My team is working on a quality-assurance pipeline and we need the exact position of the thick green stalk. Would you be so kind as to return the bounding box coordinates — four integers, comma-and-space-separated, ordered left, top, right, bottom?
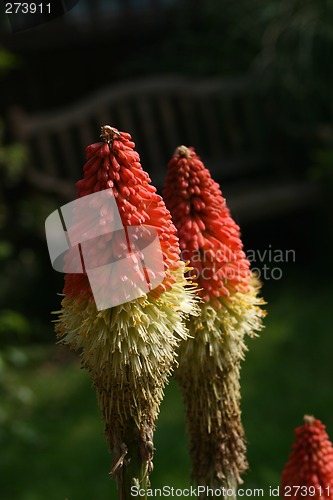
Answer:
109, 420, 153, 500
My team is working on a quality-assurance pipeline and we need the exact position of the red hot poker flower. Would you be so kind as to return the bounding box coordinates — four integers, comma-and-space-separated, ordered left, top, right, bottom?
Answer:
282, 416, 333, 499
163, 145, 265, 489
55, 127, 198, 495
163, 145, 251, 304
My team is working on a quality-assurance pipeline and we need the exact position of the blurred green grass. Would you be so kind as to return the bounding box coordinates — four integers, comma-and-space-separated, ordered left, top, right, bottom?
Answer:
1, 265, 332, 500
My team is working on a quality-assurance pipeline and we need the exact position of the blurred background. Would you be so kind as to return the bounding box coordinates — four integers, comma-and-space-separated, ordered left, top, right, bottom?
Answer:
1, 1, 333, 498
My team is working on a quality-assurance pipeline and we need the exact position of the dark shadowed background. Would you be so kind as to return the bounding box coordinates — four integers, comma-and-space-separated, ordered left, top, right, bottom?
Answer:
1, 1, 333, 499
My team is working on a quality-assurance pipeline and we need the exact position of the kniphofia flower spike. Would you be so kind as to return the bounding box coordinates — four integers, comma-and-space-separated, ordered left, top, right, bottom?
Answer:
55, 127, 198, 497
163, 145, 266, 494
282, 415, 333, 499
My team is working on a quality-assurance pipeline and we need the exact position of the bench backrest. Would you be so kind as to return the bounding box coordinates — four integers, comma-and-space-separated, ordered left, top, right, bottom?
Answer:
10, 75, 272, 199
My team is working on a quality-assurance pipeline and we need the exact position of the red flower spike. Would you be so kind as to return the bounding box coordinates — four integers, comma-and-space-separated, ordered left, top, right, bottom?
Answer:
282, 416, 333, 499
64, 126, 180, 300
55, 128, 200, 496
163, 145, 251, 303
163, 145, 265, 488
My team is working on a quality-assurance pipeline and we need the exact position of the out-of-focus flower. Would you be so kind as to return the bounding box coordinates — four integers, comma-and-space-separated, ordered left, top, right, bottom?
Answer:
163, 145, 266, 491
282, 415, 333, 499
55, 127, 198, 492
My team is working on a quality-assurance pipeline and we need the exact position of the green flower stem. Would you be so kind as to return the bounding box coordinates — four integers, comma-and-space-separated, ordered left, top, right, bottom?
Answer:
110, 420, 152, 500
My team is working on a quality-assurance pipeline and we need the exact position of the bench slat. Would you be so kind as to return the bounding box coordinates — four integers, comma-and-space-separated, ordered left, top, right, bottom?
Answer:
156, 96, 179, 156
37, 134, 58, 176
198, 96, 224, 160
136, 97, 164, 171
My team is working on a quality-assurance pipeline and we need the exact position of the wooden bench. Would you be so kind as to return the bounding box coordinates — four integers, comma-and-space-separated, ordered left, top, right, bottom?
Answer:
9, 75, 320, 222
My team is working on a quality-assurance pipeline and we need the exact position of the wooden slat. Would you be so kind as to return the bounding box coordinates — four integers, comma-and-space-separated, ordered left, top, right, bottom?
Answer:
58, 129, 80, 180
156, 95, 179, 155
242, 95, 263, 152
226, 181, 321, 222
77, 120, 94, 151
136, 97, 164, 171
116, 101, 138, 141
198, 96, 224, 160
206, 155, 267, 179
37, 134, 58, 176
179, 96, 201, 149
220, 97, 242, 153
27, 169, 76, 199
